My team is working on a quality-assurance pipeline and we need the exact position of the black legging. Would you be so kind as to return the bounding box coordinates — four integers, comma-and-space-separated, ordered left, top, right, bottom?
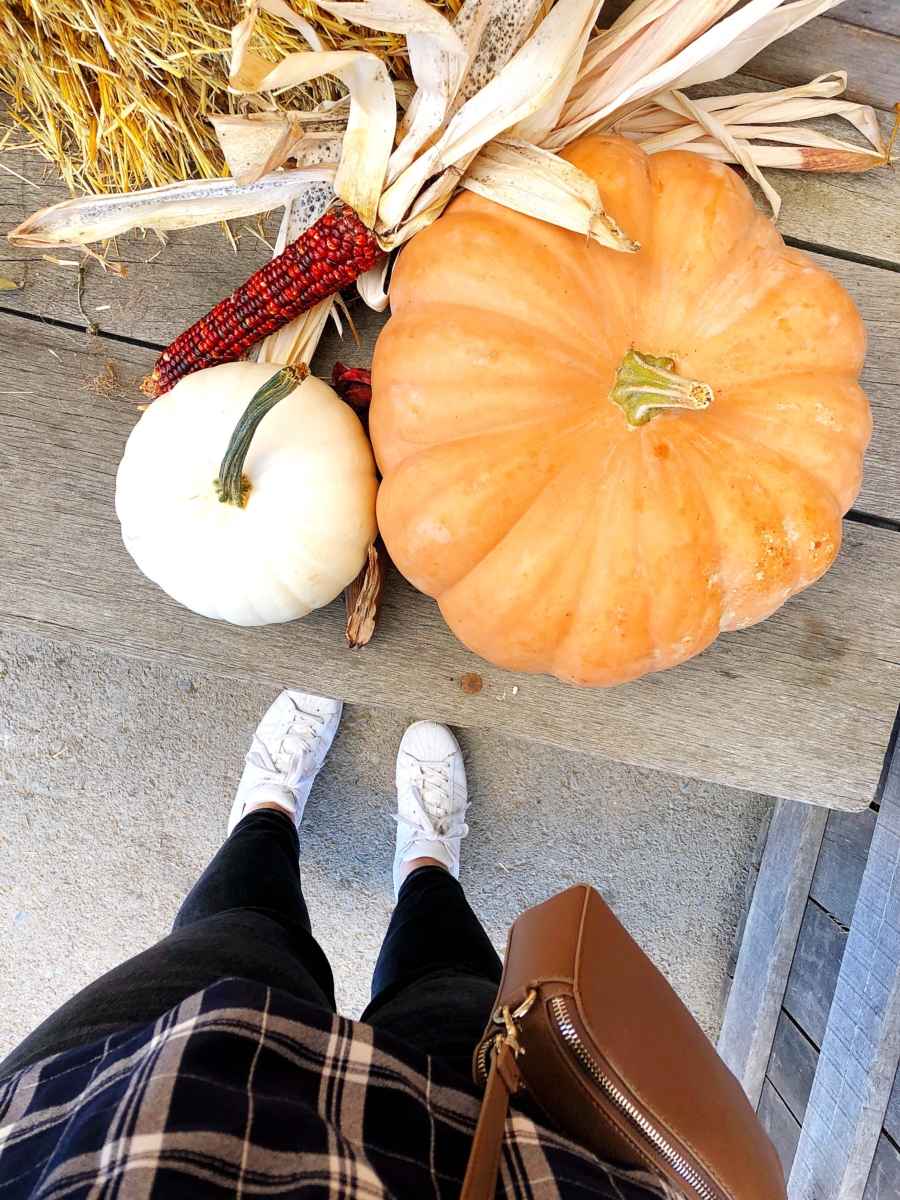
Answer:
0, 809, 503, 1080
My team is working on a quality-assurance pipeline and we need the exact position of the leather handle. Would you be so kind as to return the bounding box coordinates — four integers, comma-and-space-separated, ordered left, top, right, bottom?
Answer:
460, 1040, 520, 1200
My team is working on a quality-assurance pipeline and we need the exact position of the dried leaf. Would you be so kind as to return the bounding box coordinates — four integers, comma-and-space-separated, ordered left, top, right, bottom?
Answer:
345, 537, 387, 648
0, 279, 23, 290
9, 170, 336, 247
378, 0, 605, 230
548, 0, 843, 149
210, 112, 308, 187
667, 0, 847, 91
568, 0, 737, 129
616, 74, 887, 185
230, 3, 395, 228
357, 255, 392, 310
316, 0, 467, 185
671, 88, 783, 217
462, 138, 637, 250
450, 0, 545, 113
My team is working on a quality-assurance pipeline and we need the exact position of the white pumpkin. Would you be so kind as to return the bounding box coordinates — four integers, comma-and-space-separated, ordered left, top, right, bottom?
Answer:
116, 361, 378, 625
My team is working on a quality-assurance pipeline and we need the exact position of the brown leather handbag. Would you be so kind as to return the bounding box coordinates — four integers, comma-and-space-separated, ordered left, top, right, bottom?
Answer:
461, 885, 786, 1200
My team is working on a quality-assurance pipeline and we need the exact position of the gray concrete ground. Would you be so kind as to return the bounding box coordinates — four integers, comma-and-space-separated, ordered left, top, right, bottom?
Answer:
0, 626, 772, 1058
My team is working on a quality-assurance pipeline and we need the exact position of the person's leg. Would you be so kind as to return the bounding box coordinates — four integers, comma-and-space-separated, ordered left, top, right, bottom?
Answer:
364, 866, 502, 1078
0, 690, 342, 1078
363, 722, 502, 1079
173, 806, 313, 932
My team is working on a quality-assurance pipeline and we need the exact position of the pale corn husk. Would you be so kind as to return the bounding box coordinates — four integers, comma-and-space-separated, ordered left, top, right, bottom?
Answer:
461, 138, 637, 250
547, 0, 848, 148
614, 72, 887, 195
228, 4, 396, 229
7, 168, 337, 246
356, 256, 392, 311
255, 294, 338, 363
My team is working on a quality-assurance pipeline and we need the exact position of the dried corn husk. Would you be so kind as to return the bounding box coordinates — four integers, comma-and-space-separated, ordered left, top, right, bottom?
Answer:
462, 138, 637, 250
229, 3, 396, 228
344, 536, 388, 648
8, 168, 336, 247
614, 72, 888, 193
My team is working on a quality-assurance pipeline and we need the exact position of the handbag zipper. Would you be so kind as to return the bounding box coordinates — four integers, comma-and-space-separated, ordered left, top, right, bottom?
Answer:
549, 995, 722, 1200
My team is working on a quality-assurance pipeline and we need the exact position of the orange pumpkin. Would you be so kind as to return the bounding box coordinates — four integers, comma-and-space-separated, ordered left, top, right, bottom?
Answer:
370, 136, 871, 687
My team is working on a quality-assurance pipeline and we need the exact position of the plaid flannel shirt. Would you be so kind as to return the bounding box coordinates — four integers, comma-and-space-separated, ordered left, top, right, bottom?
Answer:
0, 978, 682, 1199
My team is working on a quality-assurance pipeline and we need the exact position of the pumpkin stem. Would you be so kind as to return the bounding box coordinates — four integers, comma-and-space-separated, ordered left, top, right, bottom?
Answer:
611, 351, 713, 427
214, 364, 309, 507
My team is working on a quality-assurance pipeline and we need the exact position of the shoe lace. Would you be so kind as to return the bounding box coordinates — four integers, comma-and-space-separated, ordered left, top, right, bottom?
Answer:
394, 761, 469, 845
244, 709, 326, 798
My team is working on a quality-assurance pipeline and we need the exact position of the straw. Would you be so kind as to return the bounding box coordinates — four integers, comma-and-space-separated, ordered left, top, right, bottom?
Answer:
0, 0, 458, 194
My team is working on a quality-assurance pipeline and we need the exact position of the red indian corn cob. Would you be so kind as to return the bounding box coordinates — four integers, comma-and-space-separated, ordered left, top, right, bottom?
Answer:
142, 204, 384, 398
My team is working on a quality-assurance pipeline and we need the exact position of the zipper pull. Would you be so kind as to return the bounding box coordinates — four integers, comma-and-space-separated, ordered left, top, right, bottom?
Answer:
494, 1035, 521, 1094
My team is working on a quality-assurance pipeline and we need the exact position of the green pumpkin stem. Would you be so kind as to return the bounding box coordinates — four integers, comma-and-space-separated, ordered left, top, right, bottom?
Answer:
214, 364, 309, 507
611, 351, 713, 427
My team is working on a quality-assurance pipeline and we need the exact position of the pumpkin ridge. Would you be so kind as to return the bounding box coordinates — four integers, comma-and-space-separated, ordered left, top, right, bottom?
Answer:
635, 431, 720, 671
674, 425, 841, 630
438, 428, 628, 637
380, 297, 609, 363
378, 403, 617, 465
697, 382, 868, 513
380, 417, 615, 596
694, 409, 854, 515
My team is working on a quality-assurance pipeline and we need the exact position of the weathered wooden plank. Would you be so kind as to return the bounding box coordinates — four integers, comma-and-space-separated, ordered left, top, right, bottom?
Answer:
827, 1, 900, 37
724, 807, 774, 984
1, 311, 899, 810
745, 18, 900, 112
758, 1079, 801, 1182
862, 1135, 900, 1200
783, 900, 849, 1047
794, 255, 898, 523
882, 1063, 900, 1146
811, 808, 878, 929
718, 800, 827, 1106
788, 755, 900, 1200
768, 1011, 821, 1124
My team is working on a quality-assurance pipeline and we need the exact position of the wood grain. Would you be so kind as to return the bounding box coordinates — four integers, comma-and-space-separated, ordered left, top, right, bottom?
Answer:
862, 1135, 900, 1200
826, 1, 900, 38
1, 311, 899, 809
768, 1011, 821, 1126
788, 756, 900, 1199
784, 900, 849, 1047
758, 1078, 802, 1183
745, 18, 900, 112
811, 808, 878, 929
718, 800, 826, 1107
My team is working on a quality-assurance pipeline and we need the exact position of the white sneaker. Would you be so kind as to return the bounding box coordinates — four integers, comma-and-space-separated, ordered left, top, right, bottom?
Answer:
227, 690, 342, 835
393, 721, 469, 897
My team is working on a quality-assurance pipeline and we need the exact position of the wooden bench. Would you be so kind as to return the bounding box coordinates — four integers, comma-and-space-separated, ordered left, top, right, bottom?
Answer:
0, 5, 898, 812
